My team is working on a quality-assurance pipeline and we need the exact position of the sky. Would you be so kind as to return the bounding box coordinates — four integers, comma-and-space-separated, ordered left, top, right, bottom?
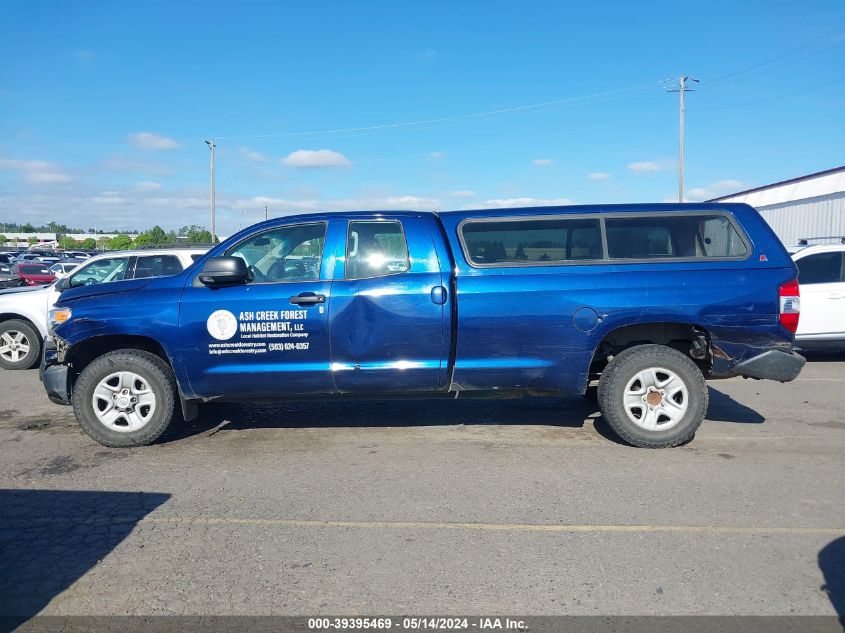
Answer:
1, 0, 844, 237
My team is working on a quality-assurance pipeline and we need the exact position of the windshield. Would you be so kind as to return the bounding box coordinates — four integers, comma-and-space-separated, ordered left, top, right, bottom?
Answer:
21, 264, 51, 275
68, 257, 128, 288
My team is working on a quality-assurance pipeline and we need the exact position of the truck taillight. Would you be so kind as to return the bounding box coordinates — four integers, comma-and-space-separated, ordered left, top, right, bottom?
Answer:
779, 279, 800, 333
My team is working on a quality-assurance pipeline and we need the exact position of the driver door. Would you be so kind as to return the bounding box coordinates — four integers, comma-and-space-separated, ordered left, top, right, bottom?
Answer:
178, 221, 335, 399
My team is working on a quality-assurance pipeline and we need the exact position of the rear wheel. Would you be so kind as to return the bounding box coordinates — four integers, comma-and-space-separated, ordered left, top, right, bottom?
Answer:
597, 344, 707, 448
0, 320, 41, 370
72, 349, 176, 447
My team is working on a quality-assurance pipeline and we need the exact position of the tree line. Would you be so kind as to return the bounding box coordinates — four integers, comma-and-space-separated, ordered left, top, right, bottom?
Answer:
0, 225, 215, 251
1, 221, 137, 234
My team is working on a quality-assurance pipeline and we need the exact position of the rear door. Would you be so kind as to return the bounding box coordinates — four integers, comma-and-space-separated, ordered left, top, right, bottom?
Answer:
178, 221, 335, 399
795, 250, 845, 340
328, 215, 450, 394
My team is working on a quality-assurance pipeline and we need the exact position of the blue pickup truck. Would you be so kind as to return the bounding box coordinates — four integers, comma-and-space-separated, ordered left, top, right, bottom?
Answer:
42, 203, 805, 448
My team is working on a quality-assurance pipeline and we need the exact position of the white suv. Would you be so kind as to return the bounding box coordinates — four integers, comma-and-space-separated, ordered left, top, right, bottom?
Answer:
792, 243, 845, 350
0, 248, 206, 370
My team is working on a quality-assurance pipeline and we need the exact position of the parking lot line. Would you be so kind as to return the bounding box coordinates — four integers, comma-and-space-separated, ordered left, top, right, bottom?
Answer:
141, 516, 845, 535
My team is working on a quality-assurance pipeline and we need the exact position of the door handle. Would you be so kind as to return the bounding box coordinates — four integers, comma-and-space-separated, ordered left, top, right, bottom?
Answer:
290, 292, 325, 306
431, 286, 448, 305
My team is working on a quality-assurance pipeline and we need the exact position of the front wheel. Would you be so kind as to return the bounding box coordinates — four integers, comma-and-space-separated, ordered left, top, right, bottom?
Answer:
597, 344, 708, 448
72, 349, 176, 447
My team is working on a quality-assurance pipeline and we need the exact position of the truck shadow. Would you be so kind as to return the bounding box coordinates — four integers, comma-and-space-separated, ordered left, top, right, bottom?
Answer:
163, 385, 764, 444
705, 387, 765, 424
819, 536, 845, 624
0, 489, 169, 628
171, 396, 594, 437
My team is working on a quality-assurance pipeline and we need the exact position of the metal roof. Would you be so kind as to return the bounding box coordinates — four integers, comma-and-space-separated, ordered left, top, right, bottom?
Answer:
708, 165, 845, 207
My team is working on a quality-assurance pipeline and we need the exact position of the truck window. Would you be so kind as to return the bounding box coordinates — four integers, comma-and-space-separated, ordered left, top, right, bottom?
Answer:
228, 223, 326, 283
68, 257, 129, 288
460, 218, 602, 266
345, 221, 410, 279
796, 252, 844, 285
132, 255, 183, 279
605, 214, 748, 259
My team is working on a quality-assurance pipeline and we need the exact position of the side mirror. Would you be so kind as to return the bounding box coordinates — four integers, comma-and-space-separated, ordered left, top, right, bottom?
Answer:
56, 277, 69, 291
198, 256, 249, 287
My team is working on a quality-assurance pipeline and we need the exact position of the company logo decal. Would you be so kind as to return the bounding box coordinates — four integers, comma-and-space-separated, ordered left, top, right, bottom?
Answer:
207, 309, 238, 341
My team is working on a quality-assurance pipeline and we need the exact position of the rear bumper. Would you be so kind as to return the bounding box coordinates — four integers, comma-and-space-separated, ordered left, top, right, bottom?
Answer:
733, 350, 806, 382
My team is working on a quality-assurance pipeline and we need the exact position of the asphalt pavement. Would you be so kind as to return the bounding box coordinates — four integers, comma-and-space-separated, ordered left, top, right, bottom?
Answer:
0, 356, 843, 620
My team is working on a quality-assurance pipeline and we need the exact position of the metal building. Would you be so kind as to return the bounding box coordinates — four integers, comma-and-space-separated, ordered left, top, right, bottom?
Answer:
709, 165, 845, 248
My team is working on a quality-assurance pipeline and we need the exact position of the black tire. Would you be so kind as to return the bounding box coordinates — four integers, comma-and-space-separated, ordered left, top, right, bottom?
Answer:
0, 319, 42, 370
597, 344, 708, 448
72, 349, 176, 448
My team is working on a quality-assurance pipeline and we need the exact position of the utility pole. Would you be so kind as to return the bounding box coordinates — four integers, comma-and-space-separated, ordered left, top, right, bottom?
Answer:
264, 205, 268, 221
667, 75, 698, 202
205, 139, 217, 243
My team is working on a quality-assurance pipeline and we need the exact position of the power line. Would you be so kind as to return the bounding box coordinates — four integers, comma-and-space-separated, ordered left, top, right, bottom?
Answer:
691, 76, 845, 111
703, 23, 845, 86
213, 80, 662, 141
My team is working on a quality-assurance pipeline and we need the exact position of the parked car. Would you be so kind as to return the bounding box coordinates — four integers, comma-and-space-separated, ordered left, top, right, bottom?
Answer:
0, 253, 14, 276
42, 204, 804, 449
13, 253, 42, 264
0, 248, 207, 370
791, 243, 845, 350
49, 262, 81, 278
11, 262, 56, 285
0, 274, 25, 289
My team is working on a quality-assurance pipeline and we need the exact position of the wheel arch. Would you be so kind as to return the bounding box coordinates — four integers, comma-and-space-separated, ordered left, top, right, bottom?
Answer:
587, 319, 712, 378
64, 334, 197, 421
0, 312, 45, 341
66, 334, 172, 372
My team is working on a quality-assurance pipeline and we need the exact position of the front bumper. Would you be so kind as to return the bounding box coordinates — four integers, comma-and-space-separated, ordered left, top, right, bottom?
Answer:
734, 350, 806, 382
39, 337, 72, 405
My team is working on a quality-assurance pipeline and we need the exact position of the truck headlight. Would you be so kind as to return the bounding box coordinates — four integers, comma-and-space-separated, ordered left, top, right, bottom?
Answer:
48, 307, 72, 327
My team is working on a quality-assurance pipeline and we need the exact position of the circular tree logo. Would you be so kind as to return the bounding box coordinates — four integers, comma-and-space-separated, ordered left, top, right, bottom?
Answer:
207, 309, 238, 341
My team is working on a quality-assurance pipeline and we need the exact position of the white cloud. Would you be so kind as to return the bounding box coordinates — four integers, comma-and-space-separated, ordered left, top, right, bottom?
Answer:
281, 149, 350, 168
0, 184, 217, 233
0, 156, 72, 184
235, 193, 441, 213
449, 190, 476, 198
0, 157, 51, 171
429, 151, 447, 159
134, 180, 162, 191
380, 195, 439, 208
239, 147, 266, 162
128, 132, 181, 150
587, 172, 612, 181
90, 191, 129, 205
532, 158, 553, 166
102, 155, 173, 175
628, 161, 662, 172
684, 179, 744, 202
26, 172, 72, 184
473, 197, 573, 209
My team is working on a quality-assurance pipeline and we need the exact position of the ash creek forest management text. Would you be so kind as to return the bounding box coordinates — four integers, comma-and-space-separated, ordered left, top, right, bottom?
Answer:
238, 309, 309, 333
